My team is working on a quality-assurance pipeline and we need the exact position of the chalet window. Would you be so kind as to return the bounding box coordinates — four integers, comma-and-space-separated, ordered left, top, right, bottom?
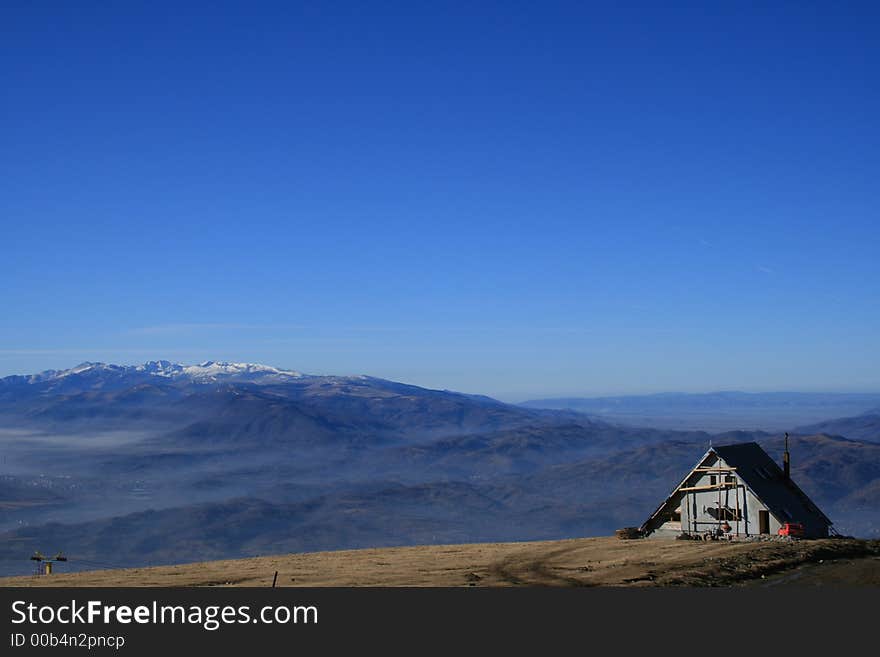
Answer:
724, 474, 735, 484
707, 506, 742, 521
709, 475, 717, 485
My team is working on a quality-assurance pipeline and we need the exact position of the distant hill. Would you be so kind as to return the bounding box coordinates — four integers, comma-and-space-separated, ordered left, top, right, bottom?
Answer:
0, 361, 554, 439
520, 391, 880, 432
796, 413, 880, 443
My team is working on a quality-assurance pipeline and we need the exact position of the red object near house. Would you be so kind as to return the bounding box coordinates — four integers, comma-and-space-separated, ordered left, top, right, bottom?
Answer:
778, 522, 805, 537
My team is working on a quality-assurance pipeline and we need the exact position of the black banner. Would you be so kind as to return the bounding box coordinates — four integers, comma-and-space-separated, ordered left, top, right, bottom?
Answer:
1, 586, 873, 653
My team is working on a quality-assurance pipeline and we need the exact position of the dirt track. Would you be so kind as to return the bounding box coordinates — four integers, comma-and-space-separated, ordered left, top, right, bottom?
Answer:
2, 536, 878, 587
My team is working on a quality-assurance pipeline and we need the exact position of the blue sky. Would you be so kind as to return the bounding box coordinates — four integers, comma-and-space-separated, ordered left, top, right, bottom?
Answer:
2, 2, 879, 400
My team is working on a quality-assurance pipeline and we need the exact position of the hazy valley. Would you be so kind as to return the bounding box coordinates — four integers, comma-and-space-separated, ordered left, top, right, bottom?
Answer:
1, 362, 879, 576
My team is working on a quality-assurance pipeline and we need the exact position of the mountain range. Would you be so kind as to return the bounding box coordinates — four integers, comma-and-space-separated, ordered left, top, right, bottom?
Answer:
1, 361, 878, 576
521, 391, 880, 431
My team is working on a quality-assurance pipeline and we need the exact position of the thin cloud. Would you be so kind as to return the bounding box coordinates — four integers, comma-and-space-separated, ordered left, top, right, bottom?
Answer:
0, 348, 199, 360
129, 323, 607, 337
756, 265, 776, 275
0, 349, 89, 356
127, 323, 308, 335
338, 326, 603, 335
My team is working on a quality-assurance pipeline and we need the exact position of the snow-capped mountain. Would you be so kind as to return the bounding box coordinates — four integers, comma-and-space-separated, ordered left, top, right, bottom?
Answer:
0, 359, 533, 444
145, 360, 305, 383
5, 360, 306, 387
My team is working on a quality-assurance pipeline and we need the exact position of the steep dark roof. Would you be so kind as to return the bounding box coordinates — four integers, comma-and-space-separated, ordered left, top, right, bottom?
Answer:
711, 442, 831, 525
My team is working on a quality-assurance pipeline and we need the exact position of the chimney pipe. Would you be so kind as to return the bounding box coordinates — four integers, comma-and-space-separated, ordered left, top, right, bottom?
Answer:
783, 432, 790, 479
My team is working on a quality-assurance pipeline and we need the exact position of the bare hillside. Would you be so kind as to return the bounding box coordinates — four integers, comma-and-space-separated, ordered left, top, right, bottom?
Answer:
3, 537, 878, 588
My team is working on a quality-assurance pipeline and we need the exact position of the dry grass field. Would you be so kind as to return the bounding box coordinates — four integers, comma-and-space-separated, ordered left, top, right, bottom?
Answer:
2, 536, 878, 588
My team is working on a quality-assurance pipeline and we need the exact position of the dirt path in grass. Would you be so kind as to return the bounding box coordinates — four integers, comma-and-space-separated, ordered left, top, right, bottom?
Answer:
2, 537, 877, 588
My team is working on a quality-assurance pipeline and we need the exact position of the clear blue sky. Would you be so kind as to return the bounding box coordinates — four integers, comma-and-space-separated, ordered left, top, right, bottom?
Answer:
2, 2, 879, 400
